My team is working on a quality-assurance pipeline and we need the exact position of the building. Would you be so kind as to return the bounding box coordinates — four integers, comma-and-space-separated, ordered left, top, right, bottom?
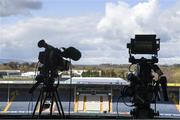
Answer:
0, 77, 179, 116
0, 70, 21, 78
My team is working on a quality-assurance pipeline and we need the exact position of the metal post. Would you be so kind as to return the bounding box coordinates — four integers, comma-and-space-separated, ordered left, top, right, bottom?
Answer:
110, 85, 113, 112
179, 88, 180, 105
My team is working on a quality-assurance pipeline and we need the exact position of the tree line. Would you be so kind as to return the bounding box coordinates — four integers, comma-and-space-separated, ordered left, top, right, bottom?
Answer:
81, 69, 127, 79
0, 62, 180, 83
0, 62, 36, 72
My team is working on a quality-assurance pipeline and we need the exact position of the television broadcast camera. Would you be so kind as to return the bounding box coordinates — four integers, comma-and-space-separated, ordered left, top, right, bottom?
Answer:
29, 40, 81, 94
29, 40, 81, 118
121, 35, 169, 118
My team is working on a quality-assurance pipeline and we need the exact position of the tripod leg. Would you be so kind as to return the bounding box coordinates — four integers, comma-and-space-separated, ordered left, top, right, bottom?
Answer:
39, 91, 48, 116
32, 89, 42, 118
55, 90, 65, 118
50, 92, 54, 116
38, 90, 45, 117
53, 92, 62, 117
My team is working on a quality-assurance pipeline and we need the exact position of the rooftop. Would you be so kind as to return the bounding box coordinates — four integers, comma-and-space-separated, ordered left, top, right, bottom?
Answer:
0, 77, 128, 85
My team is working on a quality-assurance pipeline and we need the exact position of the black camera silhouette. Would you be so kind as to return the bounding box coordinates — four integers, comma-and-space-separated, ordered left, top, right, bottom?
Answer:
29, 40, 81, 94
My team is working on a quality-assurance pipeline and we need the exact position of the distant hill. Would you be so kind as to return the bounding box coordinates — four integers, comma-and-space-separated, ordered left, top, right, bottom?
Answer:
0, 59, 26, 64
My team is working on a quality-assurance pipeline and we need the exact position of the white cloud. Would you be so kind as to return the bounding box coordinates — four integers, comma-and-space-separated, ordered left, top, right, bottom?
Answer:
0, 15, 128, 64
0, 0, 42, 17
0, 0, 180, 64
97, 0, 180, 64
0, 16, 104, 64
97, 0, 159, 39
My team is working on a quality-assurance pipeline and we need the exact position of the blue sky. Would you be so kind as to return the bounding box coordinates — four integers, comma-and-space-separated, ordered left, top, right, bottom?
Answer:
1, 0, 178, 24
0, 0, 180, 64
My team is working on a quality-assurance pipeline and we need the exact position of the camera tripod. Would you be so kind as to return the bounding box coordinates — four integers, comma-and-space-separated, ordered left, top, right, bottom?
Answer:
32, 82, 65, 118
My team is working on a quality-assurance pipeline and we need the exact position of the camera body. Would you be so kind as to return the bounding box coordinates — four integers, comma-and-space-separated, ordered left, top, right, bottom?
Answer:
38, 49, 70, 72
127, 35, 160, 55
127, 35, 160, 64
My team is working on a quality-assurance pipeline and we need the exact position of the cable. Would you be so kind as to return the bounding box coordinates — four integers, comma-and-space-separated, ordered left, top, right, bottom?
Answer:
123, 90, 134, 107
28, 61, 39, 114
120, 86, 134, 107
116, 95, 122, 117
116, 86, 134, 117
68, 59, 72, 116
27, 97, 30, 114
